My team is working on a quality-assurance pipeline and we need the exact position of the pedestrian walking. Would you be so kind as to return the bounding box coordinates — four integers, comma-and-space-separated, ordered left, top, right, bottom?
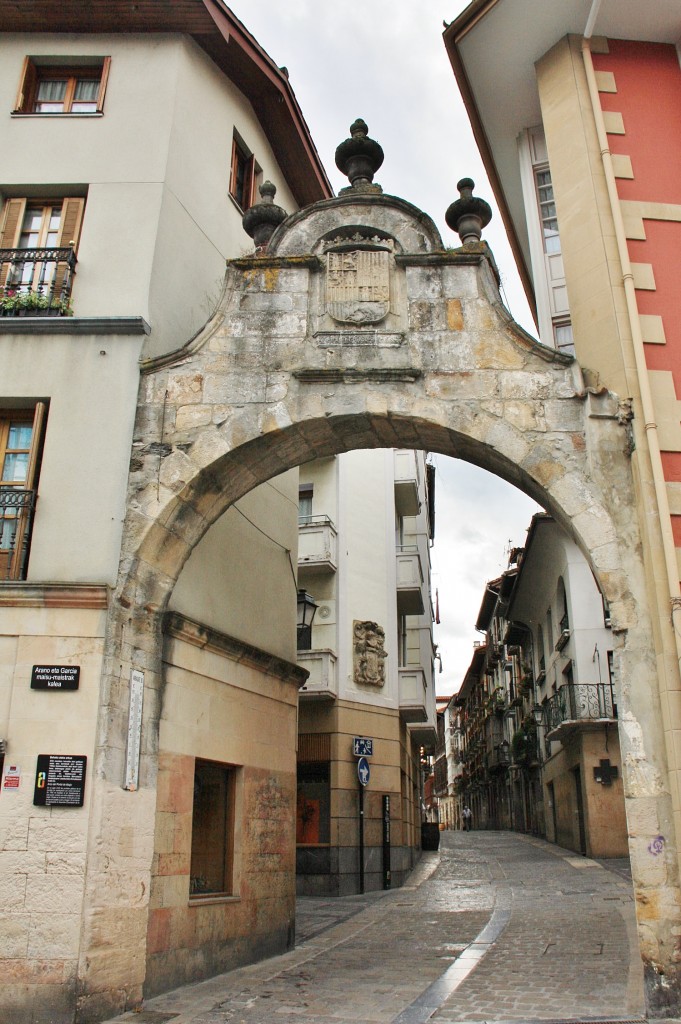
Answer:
462, 804, 472, 831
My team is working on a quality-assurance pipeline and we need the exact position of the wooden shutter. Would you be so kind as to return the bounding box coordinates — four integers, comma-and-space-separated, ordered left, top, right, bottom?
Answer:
52, 197, 85, 303
0, 198, 26, 291
0, 403, 46, 580
229, 137, 240, 200
13, 57, 37, 113
0, 198, 25, 248
96, 57, 111, 113
243, 154, 256, 211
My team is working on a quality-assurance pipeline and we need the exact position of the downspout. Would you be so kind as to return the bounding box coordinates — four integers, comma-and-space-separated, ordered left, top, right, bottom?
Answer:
580, 28, 681, 612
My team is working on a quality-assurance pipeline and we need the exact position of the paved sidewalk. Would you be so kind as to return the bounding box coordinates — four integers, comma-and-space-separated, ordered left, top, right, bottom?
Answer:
107, 832, 650, 1024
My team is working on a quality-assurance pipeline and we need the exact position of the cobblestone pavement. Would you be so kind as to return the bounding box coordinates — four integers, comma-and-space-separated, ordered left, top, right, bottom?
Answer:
108, 831, 651, 1024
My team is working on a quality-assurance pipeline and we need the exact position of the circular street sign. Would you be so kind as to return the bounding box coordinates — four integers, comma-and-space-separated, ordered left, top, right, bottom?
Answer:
357, 756, 370, 787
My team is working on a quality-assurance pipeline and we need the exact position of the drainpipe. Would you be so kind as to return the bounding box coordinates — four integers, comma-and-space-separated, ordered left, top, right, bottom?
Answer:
580, 28, 681, 609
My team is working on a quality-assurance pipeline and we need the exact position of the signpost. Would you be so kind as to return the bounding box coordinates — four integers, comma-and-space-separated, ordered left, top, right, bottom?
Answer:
355, 750, 371, 894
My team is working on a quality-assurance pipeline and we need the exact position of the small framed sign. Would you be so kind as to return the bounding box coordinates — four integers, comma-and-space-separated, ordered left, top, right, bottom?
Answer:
33, 755, 87, 807
353, 736, 373, 757
31, 665, 80, 691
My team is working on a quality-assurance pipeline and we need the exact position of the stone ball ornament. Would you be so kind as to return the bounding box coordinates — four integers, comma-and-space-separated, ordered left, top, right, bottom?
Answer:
445, 177, 493, 245
335, 118, 384, 189
242, 180, 288, 252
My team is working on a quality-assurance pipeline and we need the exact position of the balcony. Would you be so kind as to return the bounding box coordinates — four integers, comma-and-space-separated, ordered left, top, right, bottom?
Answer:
395, 546, 424, 615
545, 682, 616, 742
1, 488, 36, 580
394, 451, 420, 517
0, 248, 76, 317
298, 516, 337, 573
297, 649, 337, 700
399, 666, 428, 723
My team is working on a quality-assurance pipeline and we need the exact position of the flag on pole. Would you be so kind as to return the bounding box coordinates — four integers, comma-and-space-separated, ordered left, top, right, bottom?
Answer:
435, 588, 440, 624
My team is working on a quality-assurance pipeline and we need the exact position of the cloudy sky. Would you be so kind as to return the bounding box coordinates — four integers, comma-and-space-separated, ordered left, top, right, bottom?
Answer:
227, 0, 542, 692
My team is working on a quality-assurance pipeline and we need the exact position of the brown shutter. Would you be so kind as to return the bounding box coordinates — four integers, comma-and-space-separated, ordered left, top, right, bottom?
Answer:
0, 198, 25, 248
13, 57, 37, 113
96, 57, 111, 113
52, 197, 85, 305
298, 734, 331, 763
0, 198, 26, 292
1, 403, 46, 580
229, 137, 240, 199
243, 154, 256, 210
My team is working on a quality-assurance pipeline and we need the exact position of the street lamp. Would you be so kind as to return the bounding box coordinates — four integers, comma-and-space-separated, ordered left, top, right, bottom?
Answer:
296, 589, 318, 650
530, 703, 545, 727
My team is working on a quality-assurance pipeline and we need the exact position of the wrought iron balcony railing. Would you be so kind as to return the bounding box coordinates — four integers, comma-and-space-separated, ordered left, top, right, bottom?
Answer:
1, 488, 36, 580
0, 247, 76, 316
545, 682, 616, 736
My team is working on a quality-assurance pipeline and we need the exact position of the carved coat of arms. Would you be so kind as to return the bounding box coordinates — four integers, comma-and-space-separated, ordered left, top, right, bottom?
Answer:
353, 620, 387, 688
326, 250, 390, 325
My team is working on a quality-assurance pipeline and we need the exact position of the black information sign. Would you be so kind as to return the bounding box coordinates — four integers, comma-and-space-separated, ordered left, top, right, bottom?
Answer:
382, 794, 391, 890
31, 665, 80, 691
33, 755, 87, 807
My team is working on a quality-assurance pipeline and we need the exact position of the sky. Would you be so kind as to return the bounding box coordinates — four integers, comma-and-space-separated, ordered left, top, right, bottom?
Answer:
227, 0, 542, 693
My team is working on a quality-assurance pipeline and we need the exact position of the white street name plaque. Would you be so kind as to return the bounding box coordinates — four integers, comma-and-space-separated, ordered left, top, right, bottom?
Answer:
124, 669, 145, 791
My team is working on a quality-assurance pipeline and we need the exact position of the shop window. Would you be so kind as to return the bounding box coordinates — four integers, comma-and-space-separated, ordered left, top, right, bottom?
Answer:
14, 57, 110, 114
296, 762, 330, 845
0, 404, 46, 580
229, 134, 257, 211
189, 758, 236, 897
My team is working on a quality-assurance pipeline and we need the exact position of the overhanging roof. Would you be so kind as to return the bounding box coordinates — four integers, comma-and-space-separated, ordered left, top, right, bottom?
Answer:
0, 0, 332, 208
443, 0, 681, 319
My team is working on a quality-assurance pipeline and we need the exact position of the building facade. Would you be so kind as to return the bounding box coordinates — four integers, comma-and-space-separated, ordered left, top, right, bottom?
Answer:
295, 449, 437, 895
445, 3, 681, 1009
450, 514, 627, 859
0, 4, 332, 1021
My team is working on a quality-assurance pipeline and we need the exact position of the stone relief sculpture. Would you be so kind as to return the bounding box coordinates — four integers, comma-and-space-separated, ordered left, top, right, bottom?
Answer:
353, 620, 387, 687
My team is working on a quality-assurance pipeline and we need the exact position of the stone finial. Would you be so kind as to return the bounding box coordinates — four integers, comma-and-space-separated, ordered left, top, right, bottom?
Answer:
335, 118, 384, 190
242, 181, 288, 253
445, 178, 492, 245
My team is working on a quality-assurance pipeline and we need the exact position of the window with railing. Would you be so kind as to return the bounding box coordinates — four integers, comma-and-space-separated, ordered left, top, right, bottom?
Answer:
545, 682, 616, 733
0, 198, 83, 316
0, 405, 46, 580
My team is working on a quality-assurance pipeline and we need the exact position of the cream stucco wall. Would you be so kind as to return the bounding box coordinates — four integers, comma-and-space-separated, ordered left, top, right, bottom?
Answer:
1, 33, 300, 357
169, 472, 300, 664
337, 449, 399, 708
0, 333, 143, 583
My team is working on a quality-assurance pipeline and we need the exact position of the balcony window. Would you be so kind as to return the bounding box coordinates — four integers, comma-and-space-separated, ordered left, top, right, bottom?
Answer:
298, 484, 313, 523
0, 197, 82, 315
0, 405, 46, 580
14, 57, 111, 115
535, 167, 561, 254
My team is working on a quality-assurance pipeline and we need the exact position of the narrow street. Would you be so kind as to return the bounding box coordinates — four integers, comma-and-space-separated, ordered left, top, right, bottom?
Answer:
107, 831, 652, 1024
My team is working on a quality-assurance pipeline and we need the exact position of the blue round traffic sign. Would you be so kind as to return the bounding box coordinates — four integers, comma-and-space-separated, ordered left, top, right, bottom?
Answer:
357, 756, 370, 787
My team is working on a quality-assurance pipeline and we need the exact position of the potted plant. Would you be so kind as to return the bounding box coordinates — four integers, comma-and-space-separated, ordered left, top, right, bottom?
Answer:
0, 288, 73, 317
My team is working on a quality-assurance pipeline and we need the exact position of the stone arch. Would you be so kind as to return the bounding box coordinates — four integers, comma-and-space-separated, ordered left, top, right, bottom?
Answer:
81, 172, 681, 1018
